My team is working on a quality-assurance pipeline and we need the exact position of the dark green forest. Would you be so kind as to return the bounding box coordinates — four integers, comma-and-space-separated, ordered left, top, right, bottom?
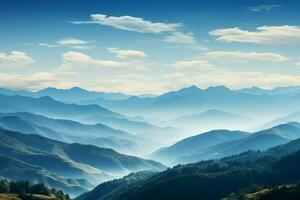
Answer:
0, 179, 70, 200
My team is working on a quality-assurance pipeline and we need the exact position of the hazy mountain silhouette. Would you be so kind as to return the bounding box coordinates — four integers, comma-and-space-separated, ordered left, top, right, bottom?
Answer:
152, 129, 248, 164
79, 85, 300, 121
0, 94, 123, 120
0, 87, 131, 102
164, 109, 258, 133
257, 111, 300, 130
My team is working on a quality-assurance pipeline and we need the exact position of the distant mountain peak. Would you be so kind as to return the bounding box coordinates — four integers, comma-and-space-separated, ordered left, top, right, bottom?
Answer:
69, 86, 88, 92
206, 85, 231, 92
178, 85, 201, 93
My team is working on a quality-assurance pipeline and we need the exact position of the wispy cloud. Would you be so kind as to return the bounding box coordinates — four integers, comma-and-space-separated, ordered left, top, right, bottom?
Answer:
72, 14, 181, 33
248, 4, 280, 12
168, 60, 214, 71
57, 38, 89, 45
107, 47, 147, 59
0, 51, 35, 68
70, 45, 92, 50
164, 32, 196, 44
71, 14, 198, 45
39, 38, 92, 49
205, 51, 289, 62
39, 43, 60, 48
209, 25, 300, 44
62, 51, 148, 70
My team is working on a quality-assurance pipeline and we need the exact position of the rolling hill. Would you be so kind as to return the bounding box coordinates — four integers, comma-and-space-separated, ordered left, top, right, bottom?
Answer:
175, 122, 300, 164
0, 154, 88, 197
0, 112, 145, 155
153, 122, 300, 165
0, 127, 166, 197
152, 129, 248, 164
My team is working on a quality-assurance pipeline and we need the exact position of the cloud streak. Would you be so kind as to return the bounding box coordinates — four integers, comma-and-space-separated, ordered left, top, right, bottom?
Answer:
108, 48, 147, 59
71, 13, 197, 45
72, 14, 181, 33
168, 60, 214, 71
164, 32, 196, 44
210, 25, 300, 44
57, 38, 90, 45
205, 51, 289, 62
248, 4, 280, 12
62, 51, 148, 70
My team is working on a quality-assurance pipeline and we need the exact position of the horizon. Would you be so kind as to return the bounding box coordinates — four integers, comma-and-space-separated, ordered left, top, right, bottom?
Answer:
2, 84, 300, 95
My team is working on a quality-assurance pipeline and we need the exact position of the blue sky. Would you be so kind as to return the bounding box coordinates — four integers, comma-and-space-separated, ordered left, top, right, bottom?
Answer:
1, 0, 300, 94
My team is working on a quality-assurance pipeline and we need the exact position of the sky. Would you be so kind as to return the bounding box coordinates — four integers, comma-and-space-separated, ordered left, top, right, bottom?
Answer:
1, 0, 300, 94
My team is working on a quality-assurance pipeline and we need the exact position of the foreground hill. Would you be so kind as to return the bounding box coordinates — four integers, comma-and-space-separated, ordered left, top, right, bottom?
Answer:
0, 179, 70, 200
0, 128, 166, 197
224, 182, 300, 200
76, 138, 300, 200
0, 154, 87, 197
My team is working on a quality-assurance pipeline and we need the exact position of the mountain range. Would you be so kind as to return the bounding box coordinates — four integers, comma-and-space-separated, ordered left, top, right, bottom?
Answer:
77, 85, 300, 121
0, 87, 131, 102
1, 85, 300, 199
0, 93, 179, 152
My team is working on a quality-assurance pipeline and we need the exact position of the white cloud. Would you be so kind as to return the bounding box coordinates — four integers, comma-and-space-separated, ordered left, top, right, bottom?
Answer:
107, 47, 146, 59
72, 14, 181, 33
0, 51, 35, 68
248, 4, 280, 12
62, 51, 147, 70
70, 45, 92, 50
57, 38, 89, 46
91, 75, 165, 95
192, 71, 300, 89
169, 60, 214, 71
72, 14, 199, 45
209, 25, 300, 44
164, 32, 196, 44
205, 51, 289, 62
39, 39, 91, 49
160, 69, 300, 92
0, 70, 79, 91
39, 43, 60, 48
